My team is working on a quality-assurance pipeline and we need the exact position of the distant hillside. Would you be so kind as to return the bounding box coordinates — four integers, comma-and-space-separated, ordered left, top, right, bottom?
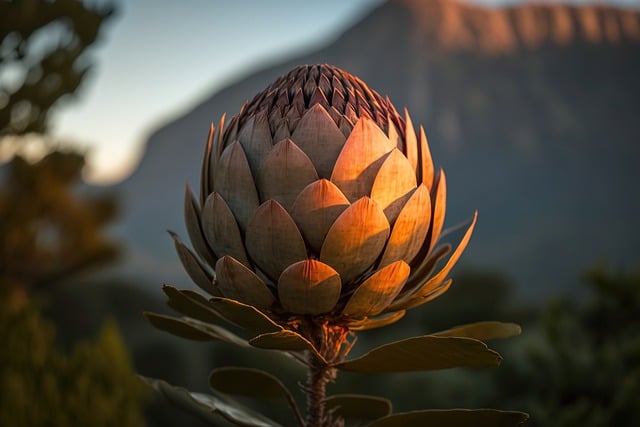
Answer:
112, 0, 640, 300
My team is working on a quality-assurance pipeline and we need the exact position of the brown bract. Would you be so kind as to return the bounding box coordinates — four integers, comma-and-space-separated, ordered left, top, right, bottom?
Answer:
179, 64, 475, 354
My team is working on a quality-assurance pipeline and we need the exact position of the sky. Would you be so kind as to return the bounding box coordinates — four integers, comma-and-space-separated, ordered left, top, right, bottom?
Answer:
35, 0, 640, 184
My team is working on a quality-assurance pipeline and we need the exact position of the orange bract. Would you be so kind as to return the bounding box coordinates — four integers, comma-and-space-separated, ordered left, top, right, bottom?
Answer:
181, 64, 475, 331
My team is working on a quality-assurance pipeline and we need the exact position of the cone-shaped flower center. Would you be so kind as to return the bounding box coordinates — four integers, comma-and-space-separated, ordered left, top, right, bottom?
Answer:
225, 64, 406, 147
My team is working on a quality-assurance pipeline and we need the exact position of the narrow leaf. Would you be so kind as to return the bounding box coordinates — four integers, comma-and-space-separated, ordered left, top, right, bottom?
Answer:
162, 285, 226, 326
336, 335, 502, 373
433, 321, 522, 341
210, 367, 292, 399
208, 297, 282, 336
367, 409, 529, 427
249, 330, 325, 363
325, 394, 392, 426
144, 312, 249, 347
142, 376, 280, 427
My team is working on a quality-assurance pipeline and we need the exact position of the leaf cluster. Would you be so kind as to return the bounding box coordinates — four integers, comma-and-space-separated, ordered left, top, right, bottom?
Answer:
144, 285, 528, 426
494, 268, 640, 427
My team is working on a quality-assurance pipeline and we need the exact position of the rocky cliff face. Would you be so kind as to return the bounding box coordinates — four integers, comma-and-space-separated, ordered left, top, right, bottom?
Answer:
113, 0, 640, 299
401, 0, 640, 53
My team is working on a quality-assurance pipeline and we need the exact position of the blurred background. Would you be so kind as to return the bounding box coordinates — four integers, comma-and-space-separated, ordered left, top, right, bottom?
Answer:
1, 0, 639, 426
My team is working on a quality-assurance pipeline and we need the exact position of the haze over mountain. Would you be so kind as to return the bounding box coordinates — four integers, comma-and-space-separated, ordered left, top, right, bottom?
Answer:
112, 0, 640, 300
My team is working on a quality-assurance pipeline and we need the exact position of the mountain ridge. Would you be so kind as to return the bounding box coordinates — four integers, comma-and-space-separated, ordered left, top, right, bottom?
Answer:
398, 0, 640, 54
112, 0, 640, 300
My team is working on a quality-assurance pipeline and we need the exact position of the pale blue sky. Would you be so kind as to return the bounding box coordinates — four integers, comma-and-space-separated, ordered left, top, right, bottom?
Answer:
43, 0, 639, 184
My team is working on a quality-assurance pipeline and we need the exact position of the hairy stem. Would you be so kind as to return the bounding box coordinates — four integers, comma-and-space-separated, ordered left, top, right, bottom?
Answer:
306, 352, 335, 427
301, 320, 350, 427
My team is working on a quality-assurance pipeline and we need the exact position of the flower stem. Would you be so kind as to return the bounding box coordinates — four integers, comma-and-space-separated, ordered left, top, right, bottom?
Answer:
305, 352, 335, 427
299, 319, 351, 427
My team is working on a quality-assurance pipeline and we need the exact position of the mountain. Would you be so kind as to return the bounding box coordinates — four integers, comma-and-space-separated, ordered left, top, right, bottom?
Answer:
112, 0, 640, 300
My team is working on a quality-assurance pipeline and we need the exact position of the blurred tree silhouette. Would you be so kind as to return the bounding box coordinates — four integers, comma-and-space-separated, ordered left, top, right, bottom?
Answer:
495, 268, 640, 426
0, 0, 114, 136
331, 267, 640, 425
0, 0, 118, 294
0, 293, 148, 427
0, 3, 150, 426
0, 150, 119, 293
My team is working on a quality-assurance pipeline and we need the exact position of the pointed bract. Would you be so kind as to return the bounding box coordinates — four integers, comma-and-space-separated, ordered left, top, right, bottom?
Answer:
379, 184, 432, 268
403, 109, 419, 173
320, 197, 390, 285
184, 184, 216, 266
331, 117, 395, 202
237, 109, 272, 173
256, 139, 318, 210
245, 200, 307, 282
418, 125, 435, 188
216, 256, 275, 310
278, 260, 341, 315
169, 231, 218, 296
202, 192, 250, 267
214, 141, 259, 231
291, 104, 346, 179
429, 169, 447, 251
343, 260, 410, 318
370, 148, 417, 224
290, 179, 350, 254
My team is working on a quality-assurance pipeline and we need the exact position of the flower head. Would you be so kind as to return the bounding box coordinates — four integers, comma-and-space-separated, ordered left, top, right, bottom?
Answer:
178, 64, 475, 347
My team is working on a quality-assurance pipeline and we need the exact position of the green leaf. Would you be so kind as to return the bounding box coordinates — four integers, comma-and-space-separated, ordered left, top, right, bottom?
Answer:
142, 376, 281, 427
209, 297, 283, 336
325, 394, 392, 426
210, 368, 305, 427
249, 330, 326, 363
209, 367, 292, 399
433, 321, 522, 341
144, 312, 249, 347
162, 285, 227, 326
336, 335, 501, 373
367, 409, 529, 427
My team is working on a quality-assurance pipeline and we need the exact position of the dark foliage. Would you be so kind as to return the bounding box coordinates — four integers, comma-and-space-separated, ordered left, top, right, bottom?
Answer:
0, 0, 114, 136
0, 150, 119, 292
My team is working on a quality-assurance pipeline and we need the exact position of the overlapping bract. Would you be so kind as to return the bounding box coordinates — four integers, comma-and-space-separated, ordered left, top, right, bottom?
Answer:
179, 64, 476, 330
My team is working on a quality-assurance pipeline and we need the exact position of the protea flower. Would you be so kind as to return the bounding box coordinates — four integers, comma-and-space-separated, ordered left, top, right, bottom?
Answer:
145, 64, 527, 427
184, 63, 474, 341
